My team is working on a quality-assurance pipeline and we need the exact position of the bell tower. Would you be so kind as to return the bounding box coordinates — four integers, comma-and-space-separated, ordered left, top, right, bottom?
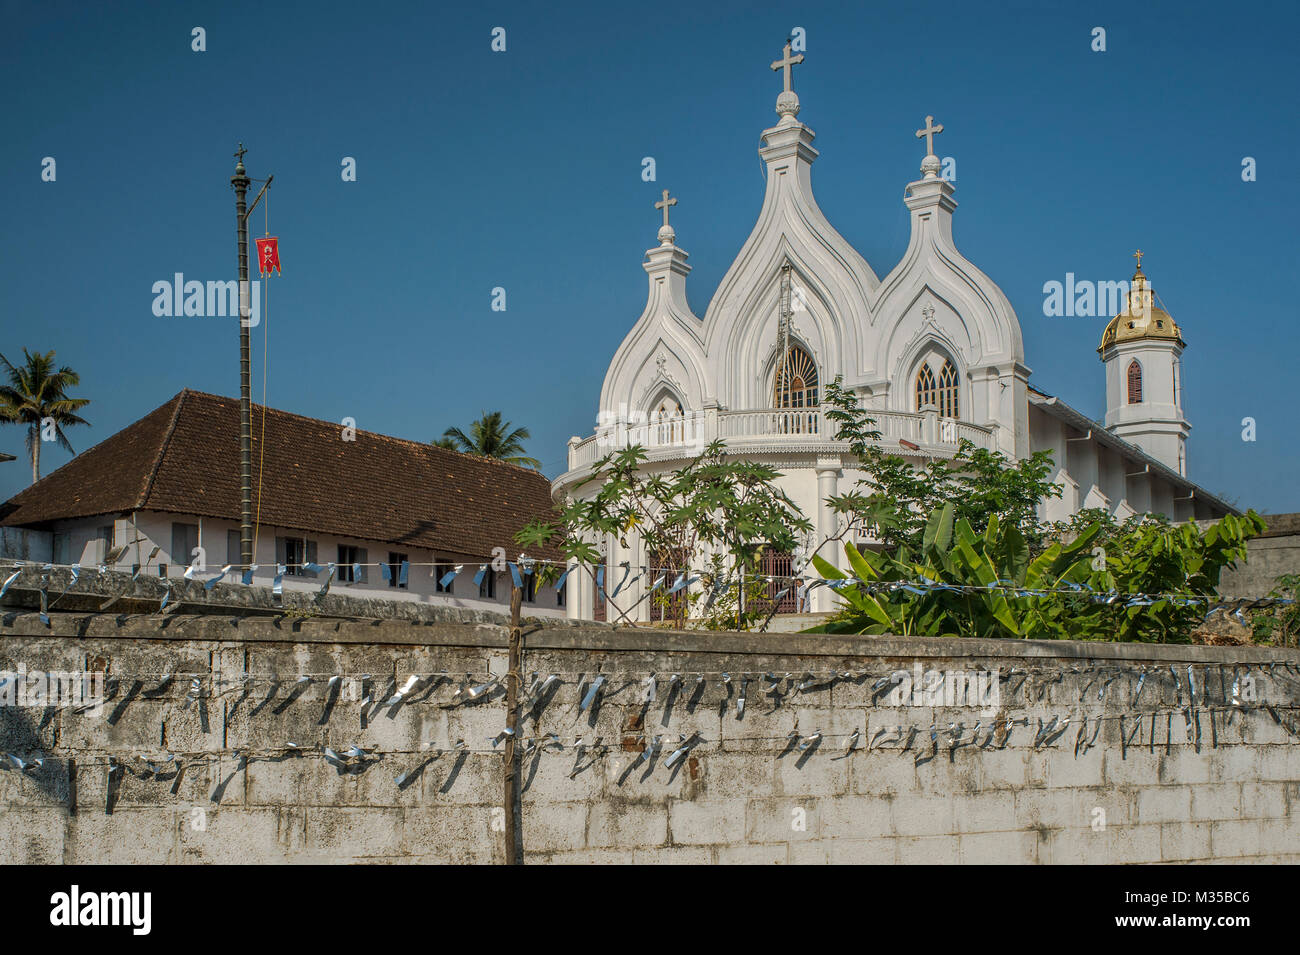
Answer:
1098, 252, 1190, 475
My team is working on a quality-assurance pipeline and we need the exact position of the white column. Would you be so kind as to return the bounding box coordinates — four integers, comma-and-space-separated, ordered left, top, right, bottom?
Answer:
813, 459, 842, 613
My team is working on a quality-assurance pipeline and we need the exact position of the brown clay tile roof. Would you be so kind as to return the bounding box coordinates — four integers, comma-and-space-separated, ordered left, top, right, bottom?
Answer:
0, 390, 561, 561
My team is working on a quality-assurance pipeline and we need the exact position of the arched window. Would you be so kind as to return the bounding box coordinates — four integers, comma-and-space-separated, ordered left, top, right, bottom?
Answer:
1127, 360, 1142, 404
773, 345, 819, 409
915, 358, 960, 418
937, 360, 960, 418
651, 395, 683, 445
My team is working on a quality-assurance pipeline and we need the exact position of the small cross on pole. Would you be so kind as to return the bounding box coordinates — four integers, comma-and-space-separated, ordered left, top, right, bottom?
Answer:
234, 142, 248, 164
655, 189, 677, 228
915, 115, 944, 156
1133, 249, 1144, 271
770, 40, 804, 94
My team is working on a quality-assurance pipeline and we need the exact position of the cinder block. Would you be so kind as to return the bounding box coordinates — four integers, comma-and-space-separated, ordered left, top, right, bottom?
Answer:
587, 800, 668, 849
959, 829, 1038, 864
1209, 819, 1262, 858
953, 790, 1016, 833
774, 747, 849, 796
851, 751, 920, 796
1159, 821, 1212, 862
1108, 824, 1164, 864
1134, 786, 1193, 825
697, 752, 772, 799
64, 807, 178, 864
1014, 787, 1074, 830
890, 794, 953, 837
716, 843, 785, 864
819, 794, 892, 840
668, 798, 746, 845
0, 808, 65, 863
306, 806, 405, 859
895, 834, 958, 864
745, 796, 820, 842
1188, 782, 1241, 822
826, 836, 895, 864
520, 800, 587, 853
632, 846, 713, 865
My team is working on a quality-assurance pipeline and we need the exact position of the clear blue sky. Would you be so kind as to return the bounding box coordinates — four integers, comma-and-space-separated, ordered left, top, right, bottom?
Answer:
3, 0, 1297, 512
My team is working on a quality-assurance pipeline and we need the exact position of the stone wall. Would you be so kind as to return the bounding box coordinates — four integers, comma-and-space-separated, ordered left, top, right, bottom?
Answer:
1219, 512, 1300, 600
2, 600, 1299, 864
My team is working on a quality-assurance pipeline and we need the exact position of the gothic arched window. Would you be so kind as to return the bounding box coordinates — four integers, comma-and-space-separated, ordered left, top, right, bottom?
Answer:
937, 360, 960, 418
915, 358, 960, 418
652, 395, 683, 444
773, 345, 819, 409
1127, 360, 1143, 404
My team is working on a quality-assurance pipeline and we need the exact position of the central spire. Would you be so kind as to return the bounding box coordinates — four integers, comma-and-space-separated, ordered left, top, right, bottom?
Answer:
770, 39, 805, 124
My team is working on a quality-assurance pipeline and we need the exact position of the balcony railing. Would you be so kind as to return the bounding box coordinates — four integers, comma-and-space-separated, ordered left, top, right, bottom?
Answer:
564, 407, 996, 473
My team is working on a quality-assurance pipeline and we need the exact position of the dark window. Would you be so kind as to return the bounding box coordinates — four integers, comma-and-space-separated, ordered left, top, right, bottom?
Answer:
284, 537, 306, 575
1127, 360, 1143, 404
227, 529, 241, 567
388, 552, 408, 589
435, 562, 455, 594
479, 569, 497, 599
171, 523, 198, 570
557, 577, 566, 608
338, 545, 360, 583
522, 571, 537, 603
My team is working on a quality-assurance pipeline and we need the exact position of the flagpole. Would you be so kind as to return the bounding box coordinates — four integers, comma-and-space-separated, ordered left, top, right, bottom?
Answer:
231, 145, 273, 572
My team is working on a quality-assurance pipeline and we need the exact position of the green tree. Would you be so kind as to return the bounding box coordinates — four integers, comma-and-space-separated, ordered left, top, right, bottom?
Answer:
437, 411, 540, 469
0, 348, 91, 483
517, 440, 812, 630
820, 375, 1059, 551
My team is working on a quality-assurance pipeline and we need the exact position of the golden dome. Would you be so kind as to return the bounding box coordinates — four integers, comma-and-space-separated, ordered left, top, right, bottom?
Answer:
1098, 259, 1184, 353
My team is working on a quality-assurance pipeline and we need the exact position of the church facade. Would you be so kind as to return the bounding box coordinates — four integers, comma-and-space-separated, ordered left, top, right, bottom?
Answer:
553, 46, 1235, 622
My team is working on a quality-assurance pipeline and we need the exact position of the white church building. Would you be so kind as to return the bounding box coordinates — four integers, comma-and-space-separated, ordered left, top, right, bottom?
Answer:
553, 45, 1235, 622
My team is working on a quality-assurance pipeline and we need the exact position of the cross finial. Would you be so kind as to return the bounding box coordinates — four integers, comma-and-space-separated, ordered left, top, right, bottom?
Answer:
1133, 249, 1144, 271
654, 189, 677, 228
770, 40, 804, 94
234, 142, 248, 163
915, 115, 944, 156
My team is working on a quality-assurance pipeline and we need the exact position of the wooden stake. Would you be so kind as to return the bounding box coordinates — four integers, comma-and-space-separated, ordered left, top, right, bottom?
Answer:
504, 584, 524, 864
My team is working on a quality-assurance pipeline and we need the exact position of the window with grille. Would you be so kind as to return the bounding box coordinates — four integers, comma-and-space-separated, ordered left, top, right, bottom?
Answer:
915, 358, 960, 418
773, 345, 819, 409
1127, 360, 1143, 404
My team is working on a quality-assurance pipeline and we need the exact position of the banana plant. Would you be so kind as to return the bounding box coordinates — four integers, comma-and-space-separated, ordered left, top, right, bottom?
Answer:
809, 503, 1259, 642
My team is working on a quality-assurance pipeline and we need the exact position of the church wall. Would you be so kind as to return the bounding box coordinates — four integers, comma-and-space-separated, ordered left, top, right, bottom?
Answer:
3, 597, 1297, 865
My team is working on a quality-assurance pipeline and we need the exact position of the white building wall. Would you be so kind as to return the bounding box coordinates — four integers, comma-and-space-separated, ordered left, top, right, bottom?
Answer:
36, 511, 566, 618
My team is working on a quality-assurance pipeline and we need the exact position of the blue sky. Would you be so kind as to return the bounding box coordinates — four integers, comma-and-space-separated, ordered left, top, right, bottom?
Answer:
2, 0, 1297, 512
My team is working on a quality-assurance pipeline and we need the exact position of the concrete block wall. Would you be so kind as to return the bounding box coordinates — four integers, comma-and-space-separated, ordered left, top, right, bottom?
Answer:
2, 603, 1299, 864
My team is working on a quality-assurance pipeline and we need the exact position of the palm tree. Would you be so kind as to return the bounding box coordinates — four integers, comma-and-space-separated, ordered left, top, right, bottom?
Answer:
437, 411, 540, 469
0, 349, 91, 483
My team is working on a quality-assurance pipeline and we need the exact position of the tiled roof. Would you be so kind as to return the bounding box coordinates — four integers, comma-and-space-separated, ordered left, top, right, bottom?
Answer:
0, 390, 560, 560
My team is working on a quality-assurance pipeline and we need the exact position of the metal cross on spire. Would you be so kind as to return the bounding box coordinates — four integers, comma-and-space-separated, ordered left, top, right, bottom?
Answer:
915, 115, 944, 156
1133, 249, 1144, 271
655, 189, 677, 228
234, 142, 248, 164
770, 40, 804, 94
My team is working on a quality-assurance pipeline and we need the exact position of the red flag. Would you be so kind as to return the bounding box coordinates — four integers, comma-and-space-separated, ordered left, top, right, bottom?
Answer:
255, 236, 281, 275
